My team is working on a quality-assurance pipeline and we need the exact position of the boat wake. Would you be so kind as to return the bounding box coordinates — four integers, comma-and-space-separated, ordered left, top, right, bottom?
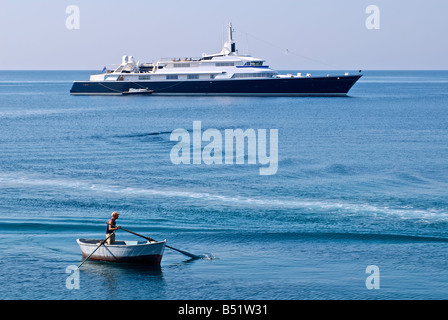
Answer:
1, 172, 447, 223
198, 253, 217, 260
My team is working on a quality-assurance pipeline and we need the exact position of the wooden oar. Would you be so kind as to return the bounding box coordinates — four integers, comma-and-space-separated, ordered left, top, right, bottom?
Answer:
77, 231, 116, 268
113, 224, 201, 260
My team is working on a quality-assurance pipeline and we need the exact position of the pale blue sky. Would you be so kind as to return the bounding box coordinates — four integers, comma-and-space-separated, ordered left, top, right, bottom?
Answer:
0, 0, 447, 70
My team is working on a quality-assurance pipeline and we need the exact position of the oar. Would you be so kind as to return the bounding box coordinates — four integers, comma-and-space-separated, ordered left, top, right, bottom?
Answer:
111, 224, 201, 260
77, 231, 116, 268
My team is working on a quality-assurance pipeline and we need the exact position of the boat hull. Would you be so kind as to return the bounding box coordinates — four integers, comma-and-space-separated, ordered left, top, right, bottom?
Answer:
77, 239, 166, 265
70, 75, 362, 96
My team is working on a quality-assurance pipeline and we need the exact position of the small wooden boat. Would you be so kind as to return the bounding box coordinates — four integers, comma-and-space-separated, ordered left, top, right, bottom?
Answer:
76, 238, 166, 265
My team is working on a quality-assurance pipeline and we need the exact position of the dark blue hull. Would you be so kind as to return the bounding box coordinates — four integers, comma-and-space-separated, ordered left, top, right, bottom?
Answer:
70, 75, 362, 96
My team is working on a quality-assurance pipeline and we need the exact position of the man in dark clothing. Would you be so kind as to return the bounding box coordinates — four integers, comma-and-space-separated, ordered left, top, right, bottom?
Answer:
106, 211, 121, 244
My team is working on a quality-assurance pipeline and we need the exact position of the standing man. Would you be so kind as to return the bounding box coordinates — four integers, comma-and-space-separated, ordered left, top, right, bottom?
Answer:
106, 211, 121, 245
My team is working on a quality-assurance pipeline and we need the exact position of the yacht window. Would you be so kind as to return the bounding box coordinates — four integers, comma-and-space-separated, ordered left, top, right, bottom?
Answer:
188, 74, 199, 79
210, 74, 216, 79
244, 61, 264, 66
215, 62, 234, 67
139, 75, 151, 80
173, 63, 190, 68
232, 73, 273, 78
166, 75, 179, 80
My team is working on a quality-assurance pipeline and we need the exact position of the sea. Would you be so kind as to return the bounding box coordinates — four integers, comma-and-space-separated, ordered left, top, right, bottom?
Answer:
0, 70, 447, 301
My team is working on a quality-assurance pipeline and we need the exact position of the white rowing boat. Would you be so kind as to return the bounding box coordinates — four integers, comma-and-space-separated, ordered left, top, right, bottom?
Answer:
76, 238, 166, 265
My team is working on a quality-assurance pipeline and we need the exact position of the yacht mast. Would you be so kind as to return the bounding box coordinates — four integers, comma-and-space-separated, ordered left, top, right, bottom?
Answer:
228, 22, 236, 53
221, 22, 236, 56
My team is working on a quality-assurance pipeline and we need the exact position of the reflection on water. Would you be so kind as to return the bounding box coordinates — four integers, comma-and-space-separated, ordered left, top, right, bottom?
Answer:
78, 261, 165, 298
80, 260, 163, 277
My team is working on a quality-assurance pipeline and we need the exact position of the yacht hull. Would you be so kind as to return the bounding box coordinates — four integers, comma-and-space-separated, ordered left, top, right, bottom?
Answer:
70, 75, 362, 96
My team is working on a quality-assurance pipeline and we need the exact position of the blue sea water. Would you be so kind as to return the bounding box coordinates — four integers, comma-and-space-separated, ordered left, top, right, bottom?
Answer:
0, 70, 447, 300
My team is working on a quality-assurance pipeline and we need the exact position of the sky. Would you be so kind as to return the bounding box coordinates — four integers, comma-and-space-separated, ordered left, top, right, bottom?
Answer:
0, 0, 447, 70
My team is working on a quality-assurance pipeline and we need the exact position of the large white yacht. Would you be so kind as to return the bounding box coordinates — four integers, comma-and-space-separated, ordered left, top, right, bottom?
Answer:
70, 23, 362, 96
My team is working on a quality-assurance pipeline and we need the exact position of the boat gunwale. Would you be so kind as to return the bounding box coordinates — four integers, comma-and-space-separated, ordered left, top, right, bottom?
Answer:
76, 238, 166, 248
